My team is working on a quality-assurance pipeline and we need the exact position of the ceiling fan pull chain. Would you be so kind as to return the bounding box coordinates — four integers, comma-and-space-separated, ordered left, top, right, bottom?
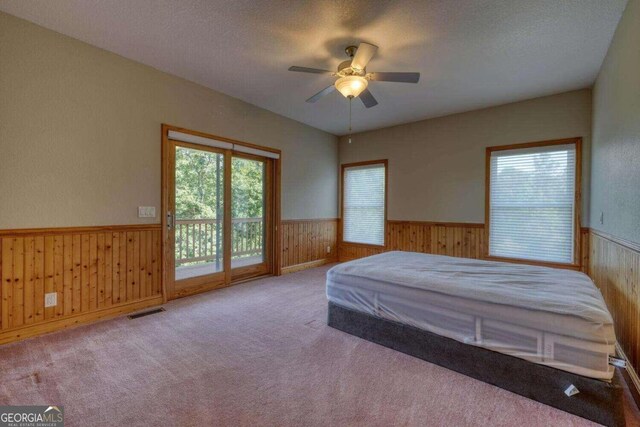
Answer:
348, 97, 353, 144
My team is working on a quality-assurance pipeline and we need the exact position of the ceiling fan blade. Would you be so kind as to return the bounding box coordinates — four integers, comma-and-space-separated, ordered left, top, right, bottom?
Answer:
359, 88, 378, 108
306, 85, 336, 103
289, 66, 333, 75
369, 72, 420, 83
351, 42, 378, 70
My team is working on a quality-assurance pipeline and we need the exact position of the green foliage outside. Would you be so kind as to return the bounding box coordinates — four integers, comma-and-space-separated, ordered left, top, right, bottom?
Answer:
175, 147, 264, 264
175, 148, 225, 220
231, 157, 264, 219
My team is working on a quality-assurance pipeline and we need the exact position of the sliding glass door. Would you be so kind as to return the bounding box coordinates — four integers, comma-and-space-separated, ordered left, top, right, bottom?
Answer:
165, 139, 274, 297
231, 154, 270, 280
173, 145, 225, 281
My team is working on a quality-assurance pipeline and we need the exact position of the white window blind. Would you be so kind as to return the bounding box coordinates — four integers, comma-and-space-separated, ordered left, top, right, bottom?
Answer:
343, 163, 386, 246
489, 143, 576, 263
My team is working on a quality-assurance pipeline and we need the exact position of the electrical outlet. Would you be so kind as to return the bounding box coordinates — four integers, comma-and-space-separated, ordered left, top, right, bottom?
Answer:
138, 206, 156, 218
45, 292, 57, 307
326, 245, 331, 254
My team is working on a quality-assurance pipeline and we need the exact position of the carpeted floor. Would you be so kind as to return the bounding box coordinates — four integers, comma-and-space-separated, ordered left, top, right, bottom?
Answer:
1, 264, 639, 426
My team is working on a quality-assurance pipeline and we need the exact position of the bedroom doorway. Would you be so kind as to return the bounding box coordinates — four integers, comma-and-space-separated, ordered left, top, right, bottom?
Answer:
162, 125, 280, 299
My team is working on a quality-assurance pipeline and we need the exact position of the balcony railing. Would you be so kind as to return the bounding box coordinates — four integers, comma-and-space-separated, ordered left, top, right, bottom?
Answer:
175, 218, 263, 266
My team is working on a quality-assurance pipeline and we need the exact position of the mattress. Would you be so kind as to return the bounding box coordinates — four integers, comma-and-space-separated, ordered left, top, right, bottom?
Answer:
326, 251, 616, 380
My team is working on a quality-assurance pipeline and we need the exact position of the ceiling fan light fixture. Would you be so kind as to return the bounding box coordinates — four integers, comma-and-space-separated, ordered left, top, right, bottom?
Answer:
290, 42, 419, 108
335, 76, 368, 99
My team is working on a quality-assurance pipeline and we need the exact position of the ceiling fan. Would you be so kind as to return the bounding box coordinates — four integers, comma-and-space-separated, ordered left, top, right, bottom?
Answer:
288, 42, 420, 108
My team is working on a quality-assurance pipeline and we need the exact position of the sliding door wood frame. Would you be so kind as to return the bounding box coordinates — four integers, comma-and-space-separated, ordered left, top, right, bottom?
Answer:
161, 124, 281, 301
165, 140, 228, 298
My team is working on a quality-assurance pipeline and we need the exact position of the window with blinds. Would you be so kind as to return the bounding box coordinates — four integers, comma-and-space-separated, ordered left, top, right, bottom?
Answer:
343, 162, 386, 246
488, 143, 577, 264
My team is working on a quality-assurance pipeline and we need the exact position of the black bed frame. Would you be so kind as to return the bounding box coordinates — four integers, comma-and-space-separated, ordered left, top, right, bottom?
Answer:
327, 302, 625, 427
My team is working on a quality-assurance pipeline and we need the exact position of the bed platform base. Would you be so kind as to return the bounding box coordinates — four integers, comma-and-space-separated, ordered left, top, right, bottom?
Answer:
327, 302, 625, 427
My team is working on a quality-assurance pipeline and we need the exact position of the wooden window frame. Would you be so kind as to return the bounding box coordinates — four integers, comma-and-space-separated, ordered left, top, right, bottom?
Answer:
340, 159, 388, 249
484, 137, 582, 269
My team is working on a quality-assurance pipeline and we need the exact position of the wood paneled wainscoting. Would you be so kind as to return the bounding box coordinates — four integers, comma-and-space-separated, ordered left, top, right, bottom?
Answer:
0, 218, 337, 344
281, 219, 338, 274
340, 221, 591, 274
0, 219, 592, 345
589, 229, 640, 391
340, 221, 486, 262
0, 225, 163, 344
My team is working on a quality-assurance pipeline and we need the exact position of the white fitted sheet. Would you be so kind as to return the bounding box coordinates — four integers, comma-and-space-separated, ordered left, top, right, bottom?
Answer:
326, 252, 616, 380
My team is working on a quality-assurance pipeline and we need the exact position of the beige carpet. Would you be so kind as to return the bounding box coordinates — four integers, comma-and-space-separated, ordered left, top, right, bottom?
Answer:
0, 264, 638, 426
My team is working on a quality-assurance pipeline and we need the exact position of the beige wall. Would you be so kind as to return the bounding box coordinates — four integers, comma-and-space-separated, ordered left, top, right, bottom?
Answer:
591, 0, 640, 244
339, 89, 592, 224
0, 12, 338, 229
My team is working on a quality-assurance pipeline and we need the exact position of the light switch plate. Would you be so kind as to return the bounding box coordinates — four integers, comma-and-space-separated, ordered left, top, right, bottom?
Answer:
45, 292, 57, 307
138, 206, 156, 218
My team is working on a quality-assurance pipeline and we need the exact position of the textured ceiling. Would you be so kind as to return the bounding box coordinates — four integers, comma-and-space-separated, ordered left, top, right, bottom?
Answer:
0, 0, 627, 135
